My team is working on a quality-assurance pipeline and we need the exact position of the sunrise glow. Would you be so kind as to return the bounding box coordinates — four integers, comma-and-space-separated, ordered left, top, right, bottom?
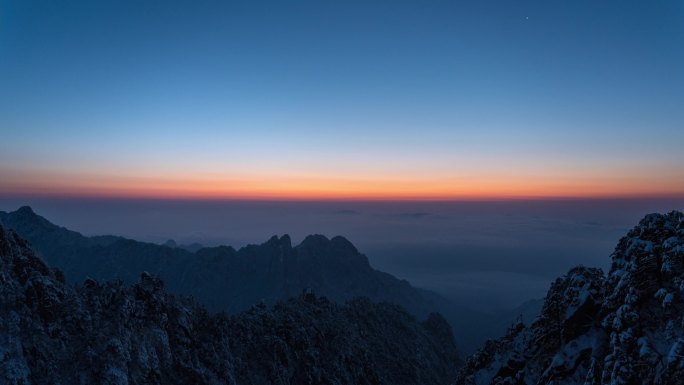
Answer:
2, 167, 683, 200
1, 1, 683, 201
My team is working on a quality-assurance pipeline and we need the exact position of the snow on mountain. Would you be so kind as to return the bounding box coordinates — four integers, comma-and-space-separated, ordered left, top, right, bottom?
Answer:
456, 211, 684, 385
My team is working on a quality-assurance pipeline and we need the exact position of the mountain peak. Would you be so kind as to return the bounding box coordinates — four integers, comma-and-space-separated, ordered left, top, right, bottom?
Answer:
265, 234, 292, 249
7, 206, 59, 231
330, 235, 359, 253
279, 234, 292, 248
15, 205, 37, 216
297, 234, 359, 254
299, 234, 330, 247
457, 211, 684, 385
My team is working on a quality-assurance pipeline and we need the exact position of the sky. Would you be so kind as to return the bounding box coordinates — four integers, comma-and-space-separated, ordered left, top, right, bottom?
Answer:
1, 0, 683, 199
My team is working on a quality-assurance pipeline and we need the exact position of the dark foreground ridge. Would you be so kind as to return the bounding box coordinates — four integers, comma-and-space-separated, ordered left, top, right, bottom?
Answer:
0, 206, 495, 353
0, 224, 458, 385
456, 211, 684, 385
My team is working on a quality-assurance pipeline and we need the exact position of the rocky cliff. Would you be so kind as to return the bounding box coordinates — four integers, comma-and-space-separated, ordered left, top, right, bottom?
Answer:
456, 211, 684, 385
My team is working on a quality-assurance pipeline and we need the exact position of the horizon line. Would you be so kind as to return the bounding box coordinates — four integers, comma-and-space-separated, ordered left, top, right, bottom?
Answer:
2, 192, 684, 203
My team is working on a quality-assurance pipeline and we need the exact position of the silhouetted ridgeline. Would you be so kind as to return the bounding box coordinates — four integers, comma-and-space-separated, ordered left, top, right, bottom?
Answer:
0, 206, 495, 353
456, 211, 684, 385
2, 206, 683, 384
0, 224, 458, 384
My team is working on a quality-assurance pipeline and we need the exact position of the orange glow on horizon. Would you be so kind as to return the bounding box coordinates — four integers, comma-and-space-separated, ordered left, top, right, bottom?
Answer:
2, 168, 683, 201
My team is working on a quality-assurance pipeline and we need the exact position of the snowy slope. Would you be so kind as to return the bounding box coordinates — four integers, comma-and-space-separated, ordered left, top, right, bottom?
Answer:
457, 211, 684, 385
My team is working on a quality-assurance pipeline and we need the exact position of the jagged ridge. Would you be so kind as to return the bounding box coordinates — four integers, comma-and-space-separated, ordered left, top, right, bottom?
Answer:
0, 206, 493, 353
0, 224, 459, 385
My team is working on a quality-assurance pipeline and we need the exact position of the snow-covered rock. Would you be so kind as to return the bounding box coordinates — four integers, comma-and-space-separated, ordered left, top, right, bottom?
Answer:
457, 211, 684, 385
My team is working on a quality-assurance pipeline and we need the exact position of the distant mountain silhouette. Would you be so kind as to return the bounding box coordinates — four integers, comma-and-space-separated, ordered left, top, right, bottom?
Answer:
0, 206, 499, 353
0, 224, 459, 384
162, 239, 204, 253
456, 211, 684, 384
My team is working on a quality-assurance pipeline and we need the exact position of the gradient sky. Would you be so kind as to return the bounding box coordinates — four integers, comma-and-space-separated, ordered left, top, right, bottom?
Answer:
1, 0, 683, 199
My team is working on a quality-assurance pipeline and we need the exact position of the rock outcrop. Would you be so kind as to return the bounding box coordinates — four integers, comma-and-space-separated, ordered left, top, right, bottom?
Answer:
456, 211, 684, 385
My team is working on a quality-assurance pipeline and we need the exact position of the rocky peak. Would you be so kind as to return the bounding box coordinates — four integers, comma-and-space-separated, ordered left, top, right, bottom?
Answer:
0, 224, 52, 284
605, 210, 684, 308
264, 234, 293, 249
296, 234, 370, 268
15, 205, 37, 217
457, 211, 684, 385
7, 206, 50, 229
330, 235, 359, 254
297, 233, 331, 249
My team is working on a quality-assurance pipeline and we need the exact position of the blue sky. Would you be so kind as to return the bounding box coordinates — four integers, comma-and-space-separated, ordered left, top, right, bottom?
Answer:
1, 0, 683, 198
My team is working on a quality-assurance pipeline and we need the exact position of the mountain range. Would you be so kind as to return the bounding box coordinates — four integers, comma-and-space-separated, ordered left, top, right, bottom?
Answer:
0, 206, 503, 353
0, 223, 458, 384
2, 205, 683, 384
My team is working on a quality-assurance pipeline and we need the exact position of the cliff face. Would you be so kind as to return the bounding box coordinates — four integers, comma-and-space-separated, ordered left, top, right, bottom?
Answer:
456, 211, 684, 385
0, 224, 458, 385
